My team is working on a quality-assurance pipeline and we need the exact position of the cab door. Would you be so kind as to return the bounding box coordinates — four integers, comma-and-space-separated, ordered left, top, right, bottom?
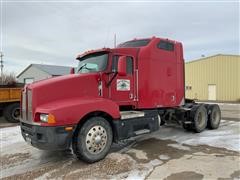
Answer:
109, 55, 135, 106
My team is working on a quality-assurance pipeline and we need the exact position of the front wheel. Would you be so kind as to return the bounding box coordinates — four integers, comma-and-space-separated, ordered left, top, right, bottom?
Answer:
72, 117, 113, 163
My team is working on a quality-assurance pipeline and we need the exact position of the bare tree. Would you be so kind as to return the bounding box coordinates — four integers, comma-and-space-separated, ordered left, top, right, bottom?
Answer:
0, 73, 17, 86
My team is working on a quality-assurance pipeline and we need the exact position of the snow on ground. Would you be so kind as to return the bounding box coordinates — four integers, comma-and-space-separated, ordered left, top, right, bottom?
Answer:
159, 155, 170, 160
0, 120, 239, 154
150, 120, 240, 152
167, 143, 191, 151
0, 119, 239, 179
125, 159, 163, 180
0, 126, 23, 150
197, 102, 240, 106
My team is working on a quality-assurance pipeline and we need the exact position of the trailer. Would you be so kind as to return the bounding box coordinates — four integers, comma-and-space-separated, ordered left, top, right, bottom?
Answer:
0, 86, 22, 123
20, 37, 221, 163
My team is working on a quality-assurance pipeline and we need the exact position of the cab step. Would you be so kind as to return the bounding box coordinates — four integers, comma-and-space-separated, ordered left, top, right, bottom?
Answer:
120, 111, 145, 120
134, 129, 150, 135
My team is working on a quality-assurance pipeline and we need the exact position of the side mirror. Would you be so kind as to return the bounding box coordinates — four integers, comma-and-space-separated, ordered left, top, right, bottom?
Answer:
118, 56, 127, 76
70, 67, 75, 74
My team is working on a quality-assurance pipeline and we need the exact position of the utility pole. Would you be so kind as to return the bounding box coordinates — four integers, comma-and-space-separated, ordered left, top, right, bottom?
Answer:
0, 51, 3, 81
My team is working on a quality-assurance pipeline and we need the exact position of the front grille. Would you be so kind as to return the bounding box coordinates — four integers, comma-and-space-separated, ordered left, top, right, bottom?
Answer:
27, 90, 33, 122
21, 89, 33, 122
22, 91, 27, 120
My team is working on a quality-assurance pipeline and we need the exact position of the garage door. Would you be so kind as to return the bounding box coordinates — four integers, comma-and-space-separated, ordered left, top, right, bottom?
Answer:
208, 84, 216, 101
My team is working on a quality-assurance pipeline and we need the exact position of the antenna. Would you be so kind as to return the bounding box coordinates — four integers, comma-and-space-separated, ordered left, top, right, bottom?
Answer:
114, 34, 116, 48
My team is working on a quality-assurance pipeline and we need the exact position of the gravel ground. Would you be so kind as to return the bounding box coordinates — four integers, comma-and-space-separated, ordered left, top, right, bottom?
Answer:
0, 103, 239, 179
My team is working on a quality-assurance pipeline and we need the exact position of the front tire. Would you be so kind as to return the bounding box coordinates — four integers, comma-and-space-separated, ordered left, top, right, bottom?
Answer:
72, 117, 113, 163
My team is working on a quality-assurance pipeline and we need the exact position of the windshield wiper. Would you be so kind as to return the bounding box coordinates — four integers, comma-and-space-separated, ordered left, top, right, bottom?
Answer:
77, 63, 94, 72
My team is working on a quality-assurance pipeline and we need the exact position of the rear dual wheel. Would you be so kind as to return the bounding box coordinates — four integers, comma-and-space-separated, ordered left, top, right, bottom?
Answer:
207, 104, 221, 129
190, 105, 208, 133
185, 104, 221, 133
72, 117, 113, 163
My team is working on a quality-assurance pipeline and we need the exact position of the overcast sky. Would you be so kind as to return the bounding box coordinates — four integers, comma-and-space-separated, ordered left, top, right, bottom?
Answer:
1, 1, 239, 75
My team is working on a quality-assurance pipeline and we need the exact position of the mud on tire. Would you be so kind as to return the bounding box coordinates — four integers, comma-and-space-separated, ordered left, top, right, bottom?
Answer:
72, 116, 113, 163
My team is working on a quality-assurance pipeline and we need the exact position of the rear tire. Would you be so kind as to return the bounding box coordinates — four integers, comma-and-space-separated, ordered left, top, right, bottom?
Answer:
190, 105, 207, 133
3, 103, 20, 123
207, 104, 221, 129
72, 116, 113, 163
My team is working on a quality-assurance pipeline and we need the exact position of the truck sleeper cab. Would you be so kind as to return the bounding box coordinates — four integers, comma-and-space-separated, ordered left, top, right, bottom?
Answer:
20, 37, 221, 163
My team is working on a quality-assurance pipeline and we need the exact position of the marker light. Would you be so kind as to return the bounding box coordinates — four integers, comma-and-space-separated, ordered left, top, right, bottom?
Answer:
39, 113, 56, 124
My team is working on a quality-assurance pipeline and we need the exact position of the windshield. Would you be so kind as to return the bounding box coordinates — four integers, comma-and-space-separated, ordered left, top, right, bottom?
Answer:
77, 52, 108, 74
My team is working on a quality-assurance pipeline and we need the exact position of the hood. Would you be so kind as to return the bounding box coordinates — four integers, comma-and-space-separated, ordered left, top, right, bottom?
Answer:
28, 73, 100, 110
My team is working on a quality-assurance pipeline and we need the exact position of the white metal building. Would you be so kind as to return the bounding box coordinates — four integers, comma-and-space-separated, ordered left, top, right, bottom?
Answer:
17, 64, 73, 84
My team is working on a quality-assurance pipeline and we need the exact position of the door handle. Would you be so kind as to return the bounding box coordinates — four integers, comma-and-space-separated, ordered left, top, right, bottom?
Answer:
129, 93, 134, 99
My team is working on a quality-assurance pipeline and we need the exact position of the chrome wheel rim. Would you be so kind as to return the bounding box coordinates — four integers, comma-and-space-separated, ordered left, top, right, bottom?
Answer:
85, 125, 107, 154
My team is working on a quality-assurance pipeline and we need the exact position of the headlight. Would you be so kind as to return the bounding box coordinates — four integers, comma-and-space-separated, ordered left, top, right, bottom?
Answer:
40, 114, 48, 122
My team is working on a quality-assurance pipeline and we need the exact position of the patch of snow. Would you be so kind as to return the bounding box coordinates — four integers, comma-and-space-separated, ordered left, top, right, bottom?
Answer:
149, 159, 163, 166
123, 158, 163, 180
0, 126, 24, 150
127, 149, 148, 160
152, 120, 240, 152
168, 143, 191, 151
126, 170, 145, 180
35, 171, 54, 180
126, 159, 162, 180
159, 154, 170, 160
197, 102, 240, 106
36, 160, 73, 180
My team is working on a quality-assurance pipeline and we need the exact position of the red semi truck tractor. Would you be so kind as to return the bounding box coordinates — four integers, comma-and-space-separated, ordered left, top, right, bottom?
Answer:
20, 37, 221, 163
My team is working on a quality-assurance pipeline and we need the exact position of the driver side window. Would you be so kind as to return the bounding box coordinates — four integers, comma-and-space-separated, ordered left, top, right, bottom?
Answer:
112, 55, 119, 73
112, 55, 133, 75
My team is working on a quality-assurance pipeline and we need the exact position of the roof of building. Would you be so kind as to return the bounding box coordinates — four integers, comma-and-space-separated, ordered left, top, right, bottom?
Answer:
185, 54, 240, 64
17, 64, 73, 78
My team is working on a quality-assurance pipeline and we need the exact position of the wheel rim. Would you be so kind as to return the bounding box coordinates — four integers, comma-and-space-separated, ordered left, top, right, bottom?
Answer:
85, 125, 107, 154
212, 110, 220, 125
12, 107, 20, 120
197, 111, 205, 128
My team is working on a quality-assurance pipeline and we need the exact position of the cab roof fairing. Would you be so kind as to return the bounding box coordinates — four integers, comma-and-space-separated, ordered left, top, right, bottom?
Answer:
75, 37, 182, 60
76, 48, 111, 60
